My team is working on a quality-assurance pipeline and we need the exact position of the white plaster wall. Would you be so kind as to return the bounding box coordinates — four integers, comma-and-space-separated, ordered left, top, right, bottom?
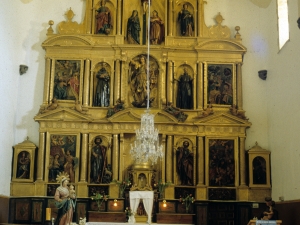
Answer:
267, 0, 300, 201
1, 0, 298, 201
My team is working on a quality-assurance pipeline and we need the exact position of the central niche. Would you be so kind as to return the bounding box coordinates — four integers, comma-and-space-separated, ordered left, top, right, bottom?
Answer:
128, 54, 159, 108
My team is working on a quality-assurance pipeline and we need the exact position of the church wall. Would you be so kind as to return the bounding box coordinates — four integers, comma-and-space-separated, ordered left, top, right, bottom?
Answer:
266, 0, 300, 201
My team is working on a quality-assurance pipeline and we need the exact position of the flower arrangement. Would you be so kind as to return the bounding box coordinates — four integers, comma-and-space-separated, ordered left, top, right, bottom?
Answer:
154, 179, 172, 198
112, 178, 131, 198
125, 207, 132, 217
179, 194, 195, 213
90, 192, 109, 211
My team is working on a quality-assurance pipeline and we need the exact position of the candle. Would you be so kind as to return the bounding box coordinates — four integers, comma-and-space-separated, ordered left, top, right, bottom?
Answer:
46, 208, 51, 221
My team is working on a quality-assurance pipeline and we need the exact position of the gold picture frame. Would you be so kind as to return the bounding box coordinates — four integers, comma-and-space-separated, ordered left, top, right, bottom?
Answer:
12, 139, 37, 182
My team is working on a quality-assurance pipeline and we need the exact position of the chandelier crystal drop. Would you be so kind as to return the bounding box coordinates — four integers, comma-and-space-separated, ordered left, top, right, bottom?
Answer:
130, 110, 164, 164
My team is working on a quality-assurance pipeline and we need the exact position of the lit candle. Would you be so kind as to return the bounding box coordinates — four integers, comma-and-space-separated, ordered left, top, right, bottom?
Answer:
46, 208, 51, 221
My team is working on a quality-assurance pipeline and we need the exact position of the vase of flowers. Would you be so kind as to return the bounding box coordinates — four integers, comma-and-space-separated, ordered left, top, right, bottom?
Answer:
125, 207, 132, 222
179, 194, 195, 213
154, 179, 172, 199
90, 192, 109, 211
112, 179, 131, 198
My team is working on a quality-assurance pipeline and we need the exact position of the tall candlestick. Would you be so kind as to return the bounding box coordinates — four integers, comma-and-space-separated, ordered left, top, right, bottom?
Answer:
46, 208, 51, 221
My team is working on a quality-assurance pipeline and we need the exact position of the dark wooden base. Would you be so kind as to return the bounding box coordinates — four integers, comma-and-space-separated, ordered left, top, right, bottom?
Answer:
156, 213, 195, 224
88, 211, 126, 222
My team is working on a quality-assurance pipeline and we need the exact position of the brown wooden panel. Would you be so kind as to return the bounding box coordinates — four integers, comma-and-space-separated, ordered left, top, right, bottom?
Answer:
156, 213, 195, 224
88, 211, 126, 222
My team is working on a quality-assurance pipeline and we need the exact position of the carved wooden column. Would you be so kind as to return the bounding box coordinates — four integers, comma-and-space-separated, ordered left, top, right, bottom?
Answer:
197, 61, 203, 110
85, 0, 93, 34
43, 58, 51, 105
237, 62, 243, 110
83, 59, 91, 107
113, 134, 119, 180
167, 60, 173, 104
197, 136, 204, 186
239, 137, 246, 186
117, 0, 122, 35
114, 59, 121, 103
80, 133, 88, 182
168, 0, 173, 36
166, 135, 173, 182
161, 134, 166, 182
36, 132, 46, 181
192, 144, 197, 185
119, 133, 124, 179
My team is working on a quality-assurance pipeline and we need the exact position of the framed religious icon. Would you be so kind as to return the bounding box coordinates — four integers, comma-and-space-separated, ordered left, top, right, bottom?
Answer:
205, 138, 239, 187
247, 142, 271, 188
45, 133, 80, 184
12, 138, 37, 182
204, 63, 236, 107
50, 59, 83, 102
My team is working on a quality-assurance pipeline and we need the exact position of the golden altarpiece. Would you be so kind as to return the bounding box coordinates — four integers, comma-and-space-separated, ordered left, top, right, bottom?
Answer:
9, 0, 272, 224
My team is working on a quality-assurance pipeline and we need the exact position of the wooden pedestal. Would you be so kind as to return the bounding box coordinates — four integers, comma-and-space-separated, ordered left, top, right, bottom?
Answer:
156, 213, 195, 224
88, 211, 126, 222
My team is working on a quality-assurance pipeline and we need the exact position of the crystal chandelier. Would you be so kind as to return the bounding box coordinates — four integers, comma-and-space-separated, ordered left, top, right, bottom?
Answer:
130, 0, 164, 165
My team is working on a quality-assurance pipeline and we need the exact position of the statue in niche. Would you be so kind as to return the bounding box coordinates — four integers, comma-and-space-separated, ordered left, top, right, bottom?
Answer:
176, 141, 193, 185
150, 10, 165, 45
175, 67, 193, 109
127, 10, 141, 44
253, 156, 267, 184
93, 66, 110, 107
95, 0, 113, 34
129, 55, 158, 107
90, 136, 107, 183
178, 3, 194, 36
17, 151, 30, 179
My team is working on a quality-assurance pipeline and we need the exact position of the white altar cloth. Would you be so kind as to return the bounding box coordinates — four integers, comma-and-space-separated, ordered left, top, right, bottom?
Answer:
129, 191, 154, 224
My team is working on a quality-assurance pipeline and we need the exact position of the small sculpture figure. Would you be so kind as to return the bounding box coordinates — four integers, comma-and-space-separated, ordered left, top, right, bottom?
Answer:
106, 99, 125, 118
75, 100, 87, 114
230, 104, 248, 120
91, 137, 107, 183
93, 67, 110, 107
19, 65, 28, 75
39, 98, 59, 114
178, 4, 194, 36
95, 0, 113, 34
17, 151, 30, 179
164, 102, 188, 122
195, 104, 214, 118
175, 67, 193, 109
102, 164, 112, 184
54, 172, 76, 225
176, 141, 194, 185
150, 10, 165, 44
127, 10, 141, 44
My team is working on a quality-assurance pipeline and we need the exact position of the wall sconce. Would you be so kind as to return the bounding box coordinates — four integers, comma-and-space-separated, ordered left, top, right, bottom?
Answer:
114, 199, 118, 206
162, 199, 167, 208
19, 64, 28, 75
258, 70, 267, 80
297, 17, 300, 29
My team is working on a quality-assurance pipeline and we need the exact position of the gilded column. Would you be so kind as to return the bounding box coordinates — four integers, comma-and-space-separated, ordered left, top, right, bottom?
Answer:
80, 133, 88, 182
43, 58, 51, 105
161, 134, 166, 182
197, 136, 204, 185
119, 133, 124, 180
113, 134, 119, 180
36, 132, 45, 181
114, 59, 121, 103
197, 62, 203, 109
117, 0, 122, 35
166, 135, 173, 182
237, 62, 243, 110
168, 0, 173, 36
167, 60, 173, 103
239, 137, 246, 186
83, 59, 91, 106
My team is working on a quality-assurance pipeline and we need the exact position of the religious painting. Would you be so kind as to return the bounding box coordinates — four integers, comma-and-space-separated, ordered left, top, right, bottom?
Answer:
31, 200, 43, 223
46, 134, 79, 183
92, 62, 111, 108
12, 139, 36, 182
206, 63, 234, 106
52, 59, 82, 101
128, 54, 159, 108
208, 139, 235, 187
